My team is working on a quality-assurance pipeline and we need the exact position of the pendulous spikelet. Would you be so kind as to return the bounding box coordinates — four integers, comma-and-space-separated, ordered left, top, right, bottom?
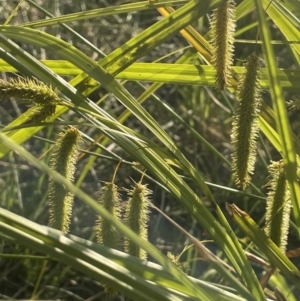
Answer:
265, 160, 291, 253
0, 77, 60, 105
48, 127, 81, 233
231, 54, 262, 189
210, 0, 236, 90
124, 182, 151, 260
24, 104, 56, 124
96, 182, 121, 249
287, 99, 300, 111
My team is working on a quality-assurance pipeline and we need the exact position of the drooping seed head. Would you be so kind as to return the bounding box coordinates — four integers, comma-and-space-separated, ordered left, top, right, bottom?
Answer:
0, 77, 60, 105
24, 104, 56, 124
96, 182, 121, 249
48, 127, 81, 233
124, 182, 151, 260
210, 0, 236, 90
265, 160, 291, 253
287, 99, 300, 111
231, 54, 262, 189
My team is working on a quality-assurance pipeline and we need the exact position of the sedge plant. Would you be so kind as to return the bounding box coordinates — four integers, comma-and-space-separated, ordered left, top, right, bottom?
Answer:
0, 1, 299, 301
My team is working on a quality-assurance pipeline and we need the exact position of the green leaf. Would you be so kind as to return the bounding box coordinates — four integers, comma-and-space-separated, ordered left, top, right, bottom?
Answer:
0, 217, 188, 301
0, 207, 251, 301
22, 1, 190, 29
254, 0, 300, 233
227, 203, 300, 285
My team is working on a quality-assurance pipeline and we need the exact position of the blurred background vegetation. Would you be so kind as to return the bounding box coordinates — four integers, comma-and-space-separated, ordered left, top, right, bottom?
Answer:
0, 0, 299, 300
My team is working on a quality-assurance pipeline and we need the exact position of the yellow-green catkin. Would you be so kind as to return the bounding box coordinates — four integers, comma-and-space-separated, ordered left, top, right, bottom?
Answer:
0, 77, 60, 105
287, 99, 300, 111
96, 182, 121, 249
48, 127, 81, 233
125, 183, 151, 260
167, 252, 189, 273
265, 161, 291, 253
231, 54, 262, 189
24, 104, 56, 124
103, 286, 117, 299
210, 0, 236, 90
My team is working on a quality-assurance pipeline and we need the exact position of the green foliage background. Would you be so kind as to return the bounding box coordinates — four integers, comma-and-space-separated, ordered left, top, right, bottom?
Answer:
0, 0, 299, 300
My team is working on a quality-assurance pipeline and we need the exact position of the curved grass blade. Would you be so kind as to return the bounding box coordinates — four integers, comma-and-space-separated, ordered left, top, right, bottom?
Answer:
226, 203, 300, 285
1, 60, 300, 91
0, 130, 236, 301
0, 221, 187, 301
262, 0, 300, 57
254, 0, 300, 232
0, 207, 253, 301
1, 59, 300, 92
21, 1, 189, 29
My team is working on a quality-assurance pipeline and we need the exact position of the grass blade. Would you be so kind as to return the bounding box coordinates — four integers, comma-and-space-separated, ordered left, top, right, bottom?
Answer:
254, 0, 300, 232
